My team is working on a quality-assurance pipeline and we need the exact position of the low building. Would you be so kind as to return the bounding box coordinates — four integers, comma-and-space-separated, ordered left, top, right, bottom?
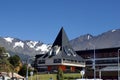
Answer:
76, 47, 120, 79
34, 28, 85, 73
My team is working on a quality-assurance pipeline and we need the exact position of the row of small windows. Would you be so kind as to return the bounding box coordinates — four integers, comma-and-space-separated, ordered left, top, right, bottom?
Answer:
38, 58, 84, 64
86, 59, 119, 64
53, 59, 61, 63
38, 59, 61, 64
63, 59, 84, 63
38, 60, 45, 64
83, 52, 118, 59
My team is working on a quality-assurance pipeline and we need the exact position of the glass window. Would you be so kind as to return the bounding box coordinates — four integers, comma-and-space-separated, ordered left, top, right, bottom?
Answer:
53, 59, 61, 63
38, 60, 45, 64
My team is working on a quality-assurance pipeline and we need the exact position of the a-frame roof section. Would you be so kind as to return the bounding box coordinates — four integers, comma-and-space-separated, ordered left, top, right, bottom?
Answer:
52, 27, 84, 61
52, 27, 70, 49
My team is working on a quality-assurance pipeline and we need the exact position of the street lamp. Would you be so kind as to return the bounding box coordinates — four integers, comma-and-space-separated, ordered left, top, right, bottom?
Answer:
26, 59, 28, 80
118, 49, 120, 80
93, 45, 96, 80
89, 43, 96, 80
26, 59, 29, 80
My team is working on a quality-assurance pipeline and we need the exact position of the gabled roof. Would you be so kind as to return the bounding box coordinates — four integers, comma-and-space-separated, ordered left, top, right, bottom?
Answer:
41, 27, 84, 61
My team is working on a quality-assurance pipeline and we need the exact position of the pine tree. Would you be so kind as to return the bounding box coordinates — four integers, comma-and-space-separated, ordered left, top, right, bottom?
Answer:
8, 55, 22, 72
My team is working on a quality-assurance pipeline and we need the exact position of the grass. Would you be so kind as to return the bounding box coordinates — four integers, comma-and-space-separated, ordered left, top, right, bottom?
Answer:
28, 73, 81, 80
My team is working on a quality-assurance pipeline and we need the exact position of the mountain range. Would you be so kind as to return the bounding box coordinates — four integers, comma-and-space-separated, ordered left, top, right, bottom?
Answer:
70, 29, 120, 51
0, 37, 51, 60
0, 29, 120, 60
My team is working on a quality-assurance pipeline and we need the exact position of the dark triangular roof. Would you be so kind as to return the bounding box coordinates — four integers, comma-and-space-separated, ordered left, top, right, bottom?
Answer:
51, 27, 84, 61
52, 27, 69, 49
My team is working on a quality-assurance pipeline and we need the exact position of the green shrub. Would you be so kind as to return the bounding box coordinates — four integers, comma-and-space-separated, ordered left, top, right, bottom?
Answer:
57, 68, 64, 80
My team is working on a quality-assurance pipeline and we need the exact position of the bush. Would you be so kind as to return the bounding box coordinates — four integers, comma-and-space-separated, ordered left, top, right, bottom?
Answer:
56, 68, 64, 80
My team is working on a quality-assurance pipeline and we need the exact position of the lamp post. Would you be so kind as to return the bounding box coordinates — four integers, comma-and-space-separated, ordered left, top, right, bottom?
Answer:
89, 43, 96, 80
26, 58, 29, 80
118, 49, 120, 80
93, 45, 96, 80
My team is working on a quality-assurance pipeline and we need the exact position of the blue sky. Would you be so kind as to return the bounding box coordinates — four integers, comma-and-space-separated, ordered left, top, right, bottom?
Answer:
0, 0, 120, 44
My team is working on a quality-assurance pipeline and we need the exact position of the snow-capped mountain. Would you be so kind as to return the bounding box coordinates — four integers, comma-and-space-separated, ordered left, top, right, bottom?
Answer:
70, 29, 120, 51
0, 37, 51, 60
0, 28, 120, 60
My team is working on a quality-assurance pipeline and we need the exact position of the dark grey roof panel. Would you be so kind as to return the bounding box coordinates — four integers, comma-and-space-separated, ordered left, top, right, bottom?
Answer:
52, 27, 70, 49
52, 27, 84, 61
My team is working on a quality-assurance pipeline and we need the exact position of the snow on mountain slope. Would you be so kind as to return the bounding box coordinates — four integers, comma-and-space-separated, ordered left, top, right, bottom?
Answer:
87, 34, 92, 40
4, 37, 14, 43
13, 41, 24, 48
112, 29, 116, 32
26, 40, 51, 52
35, 44, 51, 51
27, 41, 38, 48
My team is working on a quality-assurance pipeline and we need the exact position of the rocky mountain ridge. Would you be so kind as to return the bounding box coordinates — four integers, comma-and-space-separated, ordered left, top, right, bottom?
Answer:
70, 29, 120, 51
